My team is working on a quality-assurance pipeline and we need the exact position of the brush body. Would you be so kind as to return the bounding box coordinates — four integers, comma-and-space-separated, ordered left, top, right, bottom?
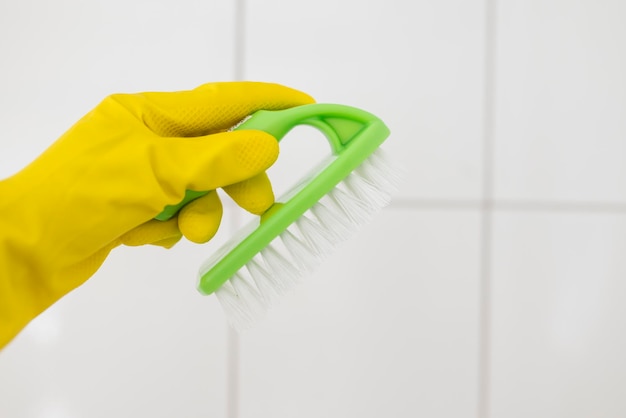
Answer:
199, 104, 399, 329
160, 103, 400, 329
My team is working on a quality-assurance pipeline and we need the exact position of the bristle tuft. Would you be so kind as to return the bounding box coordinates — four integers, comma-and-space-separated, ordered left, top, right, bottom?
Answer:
215, 148, 402, 330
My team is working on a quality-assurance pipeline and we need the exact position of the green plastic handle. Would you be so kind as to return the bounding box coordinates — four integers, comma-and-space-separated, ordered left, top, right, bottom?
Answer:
155, 104, 381, 221
196, 103, 390, 295
155, 190, 206, 221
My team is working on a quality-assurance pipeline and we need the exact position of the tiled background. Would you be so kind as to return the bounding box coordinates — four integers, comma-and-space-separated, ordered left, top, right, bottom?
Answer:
1, 0, 626, 417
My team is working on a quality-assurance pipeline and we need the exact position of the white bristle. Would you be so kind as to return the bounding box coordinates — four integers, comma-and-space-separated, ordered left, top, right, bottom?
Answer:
213, 149, 402, 330
295, 215, 333, 259
328, 187, 374, 226
280, 228, 320, 271
356, 149, 401, 192
246, 258, 281, 302
215, 273, 263, 330
344, 171, 391, 209
261, 245, 300, 285
310, 201, 354, 243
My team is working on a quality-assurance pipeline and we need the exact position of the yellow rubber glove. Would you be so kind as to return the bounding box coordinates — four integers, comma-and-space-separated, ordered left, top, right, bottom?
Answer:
0, 82, 314, 349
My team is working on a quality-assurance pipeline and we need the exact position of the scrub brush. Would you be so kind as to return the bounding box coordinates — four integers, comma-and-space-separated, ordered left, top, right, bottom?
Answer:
158, 103, 400, 330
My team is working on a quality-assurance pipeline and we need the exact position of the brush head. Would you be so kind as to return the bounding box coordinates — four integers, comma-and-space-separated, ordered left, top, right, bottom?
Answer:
194, 103, 402, 330
211, 148, 402, 330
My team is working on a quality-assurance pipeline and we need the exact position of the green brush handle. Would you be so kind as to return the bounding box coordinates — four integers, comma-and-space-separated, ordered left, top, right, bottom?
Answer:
196, 103, 390, 295
155, 104, 383, 221
235, 103, 380, 150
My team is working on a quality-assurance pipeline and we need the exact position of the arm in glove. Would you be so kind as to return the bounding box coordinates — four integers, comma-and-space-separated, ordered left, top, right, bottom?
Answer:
0, 82, 315, 349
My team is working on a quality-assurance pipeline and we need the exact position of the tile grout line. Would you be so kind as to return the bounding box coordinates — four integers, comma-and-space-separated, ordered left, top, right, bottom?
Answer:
389, 198, 626, 213
226, 2, 246, 418
479, 0, 497, 416
494, 200, 626, 213
234, 0, 246, 81
226, 327, 240, 418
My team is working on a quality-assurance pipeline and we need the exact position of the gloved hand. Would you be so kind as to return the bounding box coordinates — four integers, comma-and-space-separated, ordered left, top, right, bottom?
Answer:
0, 82, 314, 348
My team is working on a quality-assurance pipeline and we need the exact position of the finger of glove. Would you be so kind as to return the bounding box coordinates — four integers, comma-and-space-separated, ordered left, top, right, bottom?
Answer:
119, 218, 182, 247
223, 172, 275, 215
154, 130, 279, 200
111, 82, 315, 137
150, 236, 183, 249
178, 191, 223, 244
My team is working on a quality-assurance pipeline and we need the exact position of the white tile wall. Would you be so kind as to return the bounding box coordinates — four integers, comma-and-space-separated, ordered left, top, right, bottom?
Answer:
490, 212, 626, 418
488, 1, 626, 417
241, 2, 485, 417
245, 0, 486, 201
0, 242, 231, 418
0, 0, 234, 179
493, 0, 626, 202
2, 0, 626, 417
238, 208, 481, 418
